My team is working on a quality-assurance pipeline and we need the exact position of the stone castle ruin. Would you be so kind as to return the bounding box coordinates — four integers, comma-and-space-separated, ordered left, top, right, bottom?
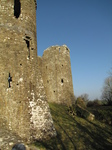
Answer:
38, 45, 74, 105
0, 0, 74, 148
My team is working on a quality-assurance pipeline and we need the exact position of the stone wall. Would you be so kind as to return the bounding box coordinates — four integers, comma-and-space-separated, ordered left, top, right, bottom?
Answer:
0, 0, 56, 143
39, 45, 74, 105
0, 1, 74, 148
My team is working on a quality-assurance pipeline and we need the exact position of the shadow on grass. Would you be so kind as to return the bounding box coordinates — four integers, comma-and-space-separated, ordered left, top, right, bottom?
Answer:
35, 132, 66, 150
72, 116, 112, 150
86, 119, 112, 135
35, 104, 112, 150
45, 106, 77, 150
51, 104, 112, 150
54, 119, 77, 150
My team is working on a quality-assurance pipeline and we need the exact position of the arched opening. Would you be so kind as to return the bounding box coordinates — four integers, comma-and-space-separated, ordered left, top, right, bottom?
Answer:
14, 0, 21, 19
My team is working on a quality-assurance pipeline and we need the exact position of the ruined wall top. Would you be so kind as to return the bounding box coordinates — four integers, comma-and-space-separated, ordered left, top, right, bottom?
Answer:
43, 45, 70, 54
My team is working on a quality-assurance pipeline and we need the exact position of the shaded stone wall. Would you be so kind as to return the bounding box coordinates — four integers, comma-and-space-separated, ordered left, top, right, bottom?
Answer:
39, 45, 74, 105
0, 0, 56, 142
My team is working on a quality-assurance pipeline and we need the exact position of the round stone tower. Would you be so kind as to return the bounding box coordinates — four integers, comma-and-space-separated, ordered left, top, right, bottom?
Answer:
38, 45, 74, 105
0, 0, 56, 142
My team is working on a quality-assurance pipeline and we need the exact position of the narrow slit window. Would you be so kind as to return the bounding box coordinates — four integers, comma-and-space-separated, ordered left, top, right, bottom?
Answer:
14, 0, 21, 19
8, 73, 12, 88
61, 79, 64, 83
24, 39, 30, 58
24, 36, 31, 58
25, 40, 30, 49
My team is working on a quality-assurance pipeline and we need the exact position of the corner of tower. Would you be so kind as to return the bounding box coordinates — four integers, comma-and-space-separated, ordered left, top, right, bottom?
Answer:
62, 44, 70, 52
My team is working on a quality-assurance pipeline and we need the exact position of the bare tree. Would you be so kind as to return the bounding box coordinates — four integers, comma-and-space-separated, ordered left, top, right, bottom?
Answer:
101, 76, 112, 105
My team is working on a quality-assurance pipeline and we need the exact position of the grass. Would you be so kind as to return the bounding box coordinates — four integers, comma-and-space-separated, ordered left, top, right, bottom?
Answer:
34, 103, 112, 150
87, 106, 112, 124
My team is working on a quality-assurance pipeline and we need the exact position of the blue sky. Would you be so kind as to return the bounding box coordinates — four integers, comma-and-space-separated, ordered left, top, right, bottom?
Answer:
36, 0, 112, 100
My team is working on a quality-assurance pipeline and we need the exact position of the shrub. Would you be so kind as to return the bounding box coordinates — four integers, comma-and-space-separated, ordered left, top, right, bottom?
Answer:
87, 106, 112, 125
87, 99, 101, 107
75, 97, 86, 108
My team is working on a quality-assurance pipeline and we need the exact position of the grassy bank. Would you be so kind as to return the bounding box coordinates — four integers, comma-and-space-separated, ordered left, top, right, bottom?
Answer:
34, 103, 112, 150
87, 106, 112, 125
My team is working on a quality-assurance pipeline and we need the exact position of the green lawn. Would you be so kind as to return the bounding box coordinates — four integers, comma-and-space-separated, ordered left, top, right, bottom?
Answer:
34, 103, 112, 150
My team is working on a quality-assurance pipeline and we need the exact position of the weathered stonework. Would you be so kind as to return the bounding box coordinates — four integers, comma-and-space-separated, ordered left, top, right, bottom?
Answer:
0, 1, 74, 149
38, 45, 74, 105
0, 0, 56, 147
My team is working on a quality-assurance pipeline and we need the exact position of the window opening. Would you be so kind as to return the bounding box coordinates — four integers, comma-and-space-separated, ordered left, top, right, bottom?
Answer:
61, 79, 64, 83
25, 36, 31, 40
24, 36, 31, 59
14, 0, 21, 19
8, 73, 12, 88
54, 91, 55, 93
46, 66, 47, 69
47, 80, 49, 83
25, 40, 30, 49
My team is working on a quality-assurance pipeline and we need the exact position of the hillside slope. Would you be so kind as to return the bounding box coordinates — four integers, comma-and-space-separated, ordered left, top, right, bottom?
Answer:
35, 103, 112, 150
